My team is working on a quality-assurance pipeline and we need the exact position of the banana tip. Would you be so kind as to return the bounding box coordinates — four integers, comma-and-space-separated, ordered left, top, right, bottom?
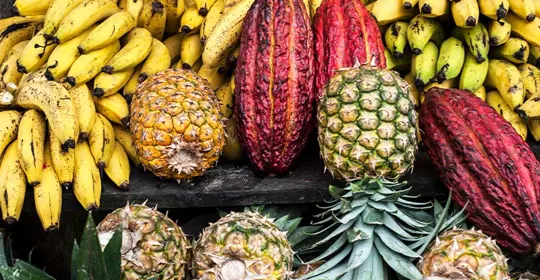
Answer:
61, 182, 72, 189
87, 204, 99, 211
412, 48, 422, 55
11, 6, 20, 15
199, 8, 208, 16
392, 52, 403, 59
465, 17, 477, 27
152, 1, 164, 12
61, 139, 76, 153
78, 132, 89, 142
64, 76, 76, 87
515, 108, 528, 120
5, 217, 17, 225
92, 88, 105, 97
526, 14, 535, 22
180, 26, 191, 34
124, 93, 133, 103
403, 2, 412, 9
489, 38, 499, 47
420, 4, 431, 14
77, 46, 86, 54
44, 69, 55, 81
16, 61, 27, 74
182, 63, 192, 70
138, 73, 148, 83
29, 181, 40, 187
414, 78, 425, 92
121, 117, 131, 127
101, 65, 113, 74
496, 8, 507, 21
46, 225, 59, 232
119, 182, 130, 190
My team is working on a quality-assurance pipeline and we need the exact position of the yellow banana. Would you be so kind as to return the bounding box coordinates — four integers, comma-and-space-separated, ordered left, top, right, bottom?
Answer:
45, 26, 95, 81
41, 0, 86, 38
0, 19, 42, 64
403, 72, 421, 107
536, 0, 540, 16
226, 45, 239, 68
452, 23, 490, 63
490, 37, 530, 64
529, 45, 540, 65
487, 19, 512, 46
384, 48, 412, 72
93, 67, 135, 97
370, 0, 418, 25
180, 33, 203, 69
164, 0, 184, 35
93, 93, 130, 126
18, 65, 49, 89
191, 58, 203, 72
88, 113, 116, 169
200, 0, 224, 43
112, 123, 142, 168
138, 38, 171, 82
104, 142, 130, 190
35, 143, 62, 232
411, 41, 439, 91
163, 33, 183, 63
185, 0, 196, 7
198, 61, 228, 90
64, 40, 121, 87
528, 119, 540, 140
505, 11, 540, 47
451, 0, 480, 27
472, 85, 487, 101
0, 40, 27, 86
0, 142, 26, 224
215, 77, 233, 118
0, 16, 44, 30
521, 63, 540, 99
52, 0, 121, 44
138, 1, 167, 40
70, 84, 97, 140
384, 21, 409, 59
403, 0, 419, 9
484, 59, 525, 109
223, 0, 241, 12
124, 0, 145, 22
0, 110, 22, 157
78, 11, 136, 54
423, 78, 459, 93
223, 116, 243, 161
516, 93, 540, 119
17, 109, 46, 186
101, 28, 153, 74
122, 65, 142, 102
407, 15, 445, 55
12, 0, 53, 16
48, 126, 74, 189
73, 141, 101, 211
436, 37, 465, 83
17, 29, 57, 74
487, 89, 528, 139
196, 0, 217, 15
15, 81, 78, 152
419, 0, 449, 18
508, 0, 536, 21
478, 0, 510, 20
180, 5, 205, 34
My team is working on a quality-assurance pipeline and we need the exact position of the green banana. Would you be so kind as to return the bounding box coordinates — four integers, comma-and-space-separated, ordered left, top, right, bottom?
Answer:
436, 37, 466, 83
452, 23, 490, 63
411, 41, 439, 90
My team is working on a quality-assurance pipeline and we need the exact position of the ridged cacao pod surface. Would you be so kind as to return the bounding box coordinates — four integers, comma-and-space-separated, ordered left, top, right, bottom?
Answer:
313, 0, 386, 99
419, 87, 540, 256
235, 0, 314, 175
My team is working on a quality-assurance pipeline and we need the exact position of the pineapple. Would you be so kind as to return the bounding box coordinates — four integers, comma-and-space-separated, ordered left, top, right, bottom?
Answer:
317, 65, 418, 182
130, 68, 225, 180
418, 228, 510, 279
192, 211, 294, 280
97, 203, 191, 280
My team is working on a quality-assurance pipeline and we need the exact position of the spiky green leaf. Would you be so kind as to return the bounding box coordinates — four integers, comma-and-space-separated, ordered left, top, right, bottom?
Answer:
362, 206, 383, 225
285, 217, 302, 234
382, 213, 416, 240
374, 227, 420, 258
273, 215, 290, 230
374, 237, 422, 280
368, 201, 397, 213
350, 197, 368, 208
296, 244, 353, 279
77, 213, 109, 280
329, 185, 346, 200
103, 228, 122, 280
311, 233, 348, 263
337, 205, 365, 224
345, 238, 373, 272
353, 249, 386, 280
347, 217, 375, 242
71, 241, 80, 280
288, 225, 324, 247
391, 210, 430, 228
308, 220, 354, 249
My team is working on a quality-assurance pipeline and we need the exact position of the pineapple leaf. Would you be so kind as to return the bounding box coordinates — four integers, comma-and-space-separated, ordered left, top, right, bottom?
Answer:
216, 208, 228, 218
374, 237, 422, 280
362, 206, 384, 225
353, 249, 386, 280
76, 212, 109, 280
382, 213, 416, 240
390, 210, 431, 228
285, 217, 302, 234
296, 244, 352, 279
378, 186, 412, 202
374, 227, 420, 258
308, 220, 354, 249
307, 262, 348, 280
367, 201, 397, 213
71, 241, 80, 280
350, 197, 368, 208
344, 238, 373, 272
12, 261, 55, 279
338, 271, 354, 280
396, 198, 432, 207
273, 215, 290, 230
329, 185, 345, 200
336, 205, 365, 224
103, 228, 122, 280
288, 225, 324, 247
368, 193, 387, 202
347, 217, 375, 242
0, 231, 8, 268
415, 191, 453, 255
312, 215, 334, 226
310, 233, 348, 263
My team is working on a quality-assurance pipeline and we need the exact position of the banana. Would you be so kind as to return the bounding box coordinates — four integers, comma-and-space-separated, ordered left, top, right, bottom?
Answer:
200, 0, 224, 43
0, 92, 15, 109
41, 0, 86, 38
486, 89, 528, 139
163, 33, 183, 63
505, 11, 540, 47
101, 28, 153, 74
403, 0, 419, 9
112, 123, 142, 168
423, 78, 459, 93
201, 0, 255, 67
44, 26, 95, 81
180, 33, 203, 69
64, 40, 121, 87
12, 0, 53, 16
15, 81, 78, 152
48, 126, 74, 189
508, 0, 536, 21
17, 30, 57, 74
191, 58, 203, 72
419, 0, 449, 18
215, 77, 233, 118
73, 141, 101, 211
0, 110, 22, 157
93, 68, 135, 97
478, 0, 510, 20
472, 85, 487, 100
0, 16, 44, 30
122, 65, 142, 102
384, 21, 409, 59
484, 59, 525, 109
491, 37, 530, 64
34, 143, 62, 232
138, 1, 167, 40
17, 110, 46, 186
518, 63, 540, 99
0, 40, 28, 86
0, 142, 26, 224
452, 23, 490, 63
78, 11, 136, 54
370, 0, 418, 25
124, 0, 145, 22
180, 5, 205, 34
407, 15, 445, 55
223, 116, 243, 161
529, 45, 540, 65
93, 93, 130, 126
309, 0, 322, 16
88, 113, 116, 169
411, 41, 438, 91
226, 45, 239, 68
487, 19, 512, 46
164, 0, 185, 34
223, 0, 241, 12
196, 0, 217, 15
384, 48, 412, 72
52, 0, 121, 44
0, 20, 42, 64
536, 0, 540, 16
70, 84, 97, 140
529, 119, 540, 140
436, 37, 465, 83
186, 0, 197, 7
17, 66, 49, 89
451, 0, 480, 27
515, 93, 540, 119
104, 142, 130, 190
138, 39, 171, 82
403, 72, 421, 107
198, 61, 228, 90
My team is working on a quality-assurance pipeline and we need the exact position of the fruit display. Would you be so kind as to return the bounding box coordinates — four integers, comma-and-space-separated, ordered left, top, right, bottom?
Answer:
234, 0, 314, 175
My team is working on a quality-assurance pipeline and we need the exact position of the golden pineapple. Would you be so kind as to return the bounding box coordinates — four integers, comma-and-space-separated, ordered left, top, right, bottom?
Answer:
130, 68, 225, 180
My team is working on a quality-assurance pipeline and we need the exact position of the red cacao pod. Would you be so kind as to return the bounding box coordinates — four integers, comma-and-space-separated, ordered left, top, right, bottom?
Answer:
419, 87, 540, 256
313, 0, 386, 99
234, 0, 314, 175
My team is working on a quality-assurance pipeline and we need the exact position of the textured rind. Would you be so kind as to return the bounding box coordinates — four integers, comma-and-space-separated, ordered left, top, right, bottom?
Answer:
235, 0, 315, 175
313, 0, 386, 100
419, 87, 540, 255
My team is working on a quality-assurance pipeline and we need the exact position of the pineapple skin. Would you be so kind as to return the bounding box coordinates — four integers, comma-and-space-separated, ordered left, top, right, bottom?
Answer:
317, 66, 418, 181
192, 212, 294, 280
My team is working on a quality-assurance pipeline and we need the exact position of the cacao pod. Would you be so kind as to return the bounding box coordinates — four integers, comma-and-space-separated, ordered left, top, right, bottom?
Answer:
419, 87, 540, 256
235, 0, 314, 175
313, 0, 386, 99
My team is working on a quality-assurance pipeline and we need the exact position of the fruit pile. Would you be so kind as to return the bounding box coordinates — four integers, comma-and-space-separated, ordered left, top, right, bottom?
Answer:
366, 0, 540, 141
